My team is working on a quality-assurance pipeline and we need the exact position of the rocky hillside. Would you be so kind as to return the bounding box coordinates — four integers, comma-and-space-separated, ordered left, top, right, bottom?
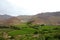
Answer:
0, 14, 12, 25
17, 15, 33, 22
32, 11, 60, 25
0, 14, 12, 20
0, 11, 60, 25
5, 17, 21, 25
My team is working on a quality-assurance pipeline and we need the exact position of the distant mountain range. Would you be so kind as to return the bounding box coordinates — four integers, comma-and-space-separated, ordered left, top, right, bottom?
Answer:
0, 14, 12, 20
0, 11, 60, 25
0, 14, 12, 25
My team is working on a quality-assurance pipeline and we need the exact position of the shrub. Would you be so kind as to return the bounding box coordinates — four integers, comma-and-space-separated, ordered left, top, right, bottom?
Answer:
40, 24, 45, 26
0, 37, 4, 40
45, 36, 52, 40
34, 31, 38, 34
10, 26, 21, 30
54, 34, 60, 39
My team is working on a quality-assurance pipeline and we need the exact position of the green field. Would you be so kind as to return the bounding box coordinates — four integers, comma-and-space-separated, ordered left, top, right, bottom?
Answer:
0, 24, 60, 40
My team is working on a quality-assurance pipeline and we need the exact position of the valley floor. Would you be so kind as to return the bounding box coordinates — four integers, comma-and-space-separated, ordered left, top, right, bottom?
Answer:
0, 24, 60, 40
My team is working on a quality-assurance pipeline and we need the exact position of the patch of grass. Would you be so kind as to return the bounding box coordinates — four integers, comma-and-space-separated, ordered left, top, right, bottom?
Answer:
8, 28, 36, 36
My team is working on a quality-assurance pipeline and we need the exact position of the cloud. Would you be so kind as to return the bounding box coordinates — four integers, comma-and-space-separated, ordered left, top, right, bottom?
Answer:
0, 0, 60, 16
0, 0, 28, 16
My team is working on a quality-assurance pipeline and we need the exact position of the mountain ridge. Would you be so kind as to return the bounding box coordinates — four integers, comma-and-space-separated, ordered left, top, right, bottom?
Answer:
0, 11, 60, 25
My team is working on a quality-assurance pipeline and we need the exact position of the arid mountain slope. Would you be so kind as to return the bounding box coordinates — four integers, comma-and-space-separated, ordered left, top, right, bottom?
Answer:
0, 14, 12, 25
0, 11, 60, 25
32, 12, 60, 25
5, 17, 21, 25
17, 15, 33, 22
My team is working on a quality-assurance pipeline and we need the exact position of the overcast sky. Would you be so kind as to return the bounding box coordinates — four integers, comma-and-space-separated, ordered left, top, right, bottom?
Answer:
0, 0, 60, 16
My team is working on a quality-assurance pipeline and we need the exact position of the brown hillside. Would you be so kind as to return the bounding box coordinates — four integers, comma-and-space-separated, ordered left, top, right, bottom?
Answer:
5, 17, 21, 25
32, 11, 60, 25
